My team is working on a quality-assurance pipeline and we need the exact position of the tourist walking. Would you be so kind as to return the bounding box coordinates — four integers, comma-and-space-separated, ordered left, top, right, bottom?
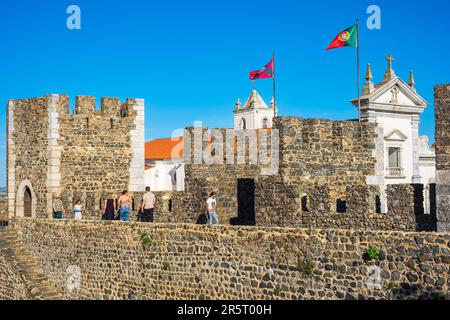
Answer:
141, 187, 156, 222
118, 190, 132, 222
52, 195, 65, 219
73, 200, 83, 220
206, 192, 219, 226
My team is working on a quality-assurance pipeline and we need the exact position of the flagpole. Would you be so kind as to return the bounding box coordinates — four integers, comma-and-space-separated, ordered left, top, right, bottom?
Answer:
273, 52, 277, 117
356, 19, 361, 125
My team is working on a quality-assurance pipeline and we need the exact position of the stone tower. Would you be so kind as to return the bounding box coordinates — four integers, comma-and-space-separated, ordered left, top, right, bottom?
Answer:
7, 95, 145, 219
435, 84, 450, 232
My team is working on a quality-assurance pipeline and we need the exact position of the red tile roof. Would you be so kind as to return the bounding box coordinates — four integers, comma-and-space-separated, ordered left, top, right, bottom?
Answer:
145, 137, 184, 160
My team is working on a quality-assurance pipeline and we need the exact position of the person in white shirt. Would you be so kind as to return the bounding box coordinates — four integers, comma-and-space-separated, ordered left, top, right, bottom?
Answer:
141, 187, 156, 222
206, 192, 219, 226
73, 200, 83, 220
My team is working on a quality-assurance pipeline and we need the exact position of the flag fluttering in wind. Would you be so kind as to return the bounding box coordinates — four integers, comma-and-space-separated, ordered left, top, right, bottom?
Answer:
326, 21, 361, 123
249, 58, 274, 80
326, 24, 358, 50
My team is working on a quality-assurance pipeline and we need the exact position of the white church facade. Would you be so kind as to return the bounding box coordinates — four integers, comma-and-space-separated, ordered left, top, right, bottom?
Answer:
357, 56, 435, 213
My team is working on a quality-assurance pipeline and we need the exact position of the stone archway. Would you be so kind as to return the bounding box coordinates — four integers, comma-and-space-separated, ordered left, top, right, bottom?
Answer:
24, 187, 32, 217
15, 180, 37, 218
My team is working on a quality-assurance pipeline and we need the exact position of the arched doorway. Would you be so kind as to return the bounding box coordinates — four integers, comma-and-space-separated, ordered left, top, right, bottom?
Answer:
24, 187, 32, 217
15, 179, 37, 218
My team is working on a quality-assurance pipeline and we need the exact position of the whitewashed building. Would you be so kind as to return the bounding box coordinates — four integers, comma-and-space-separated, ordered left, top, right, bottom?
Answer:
355, 56, 436, 213
144, 137, 185, 192
233, 90, 275, 130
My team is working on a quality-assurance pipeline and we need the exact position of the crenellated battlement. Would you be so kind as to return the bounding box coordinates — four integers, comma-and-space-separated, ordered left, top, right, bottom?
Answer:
8, 94, 142, 119
7, 93, 145, 219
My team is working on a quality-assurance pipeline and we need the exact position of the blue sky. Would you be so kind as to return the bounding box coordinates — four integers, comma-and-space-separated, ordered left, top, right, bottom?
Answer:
1, 0, 450, 187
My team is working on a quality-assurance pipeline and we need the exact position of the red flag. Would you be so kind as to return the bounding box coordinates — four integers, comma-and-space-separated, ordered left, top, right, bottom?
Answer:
249, 58, 274, 80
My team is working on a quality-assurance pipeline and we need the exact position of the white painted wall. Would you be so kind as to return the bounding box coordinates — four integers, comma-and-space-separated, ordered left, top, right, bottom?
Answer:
234, 108, 274, 130
145, 159, 184, 192
129, 99, 146, 192
376, 115, 415, 184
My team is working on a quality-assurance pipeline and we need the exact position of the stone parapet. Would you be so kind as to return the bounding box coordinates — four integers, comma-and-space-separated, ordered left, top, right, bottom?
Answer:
435, 85, 450, 232
6, 219, 450, 300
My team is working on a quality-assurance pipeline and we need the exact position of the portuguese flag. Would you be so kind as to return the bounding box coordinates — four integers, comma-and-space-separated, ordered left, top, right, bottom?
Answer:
326, 24, 358, 50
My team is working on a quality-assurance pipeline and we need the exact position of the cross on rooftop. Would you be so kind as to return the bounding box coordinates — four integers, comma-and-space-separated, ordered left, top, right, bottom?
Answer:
387, 55, 394, 68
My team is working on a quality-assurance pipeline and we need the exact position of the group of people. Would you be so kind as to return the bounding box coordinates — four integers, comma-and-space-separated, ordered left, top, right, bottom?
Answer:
52, 187, 156, 222
52, 196, 82, 220
103, 187, 156, 222
52, 189, 220, 226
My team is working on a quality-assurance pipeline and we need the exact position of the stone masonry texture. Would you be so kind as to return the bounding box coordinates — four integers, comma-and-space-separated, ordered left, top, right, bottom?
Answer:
7, 95, 144, 220
7, 100, 436, 231
3, 219, 448, 300
10, 97, 50, 216
0, 248, 31, 300
0, 197, 7, 221
158, 117, 434, 231
435, 84, 450, 232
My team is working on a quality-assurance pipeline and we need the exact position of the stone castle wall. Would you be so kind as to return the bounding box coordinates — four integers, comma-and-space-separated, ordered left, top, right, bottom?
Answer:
7, 95, 145, 220
56, 96, 142, 219
435, 84, 450, 232
156, 117, 434, 231
275, 117, 377, 186
176, 118, 377, 225
0, 248, 30, 300
8, 219, 449, 300
8, 97, 51, 217
0, 197, 8, 221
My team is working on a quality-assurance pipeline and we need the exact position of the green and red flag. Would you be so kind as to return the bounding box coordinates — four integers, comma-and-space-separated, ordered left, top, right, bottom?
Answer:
326, 24, 358, 50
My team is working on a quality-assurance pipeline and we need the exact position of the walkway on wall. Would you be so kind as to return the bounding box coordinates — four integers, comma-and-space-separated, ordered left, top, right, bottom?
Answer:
0, 226, 63, 300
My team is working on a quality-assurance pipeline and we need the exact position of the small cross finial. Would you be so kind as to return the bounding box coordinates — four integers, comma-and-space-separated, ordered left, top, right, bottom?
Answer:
384, 54, 396, 80
387, 55, 394, 67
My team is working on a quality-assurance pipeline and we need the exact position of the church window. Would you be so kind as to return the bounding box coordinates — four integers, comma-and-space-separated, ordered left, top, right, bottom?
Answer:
240, 118, 247, 130
387, 147, 403, 176
388, 147, 401, 167
262, 118, 269, 129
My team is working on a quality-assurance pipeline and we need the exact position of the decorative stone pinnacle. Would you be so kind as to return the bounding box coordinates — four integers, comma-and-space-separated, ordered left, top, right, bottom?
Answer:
365, 64, 373, 82
270, 97, 275, 109
363, 63, 375, 95
384, 54, 396, 80
235, 99, 241, 108
409, 70, 416, 89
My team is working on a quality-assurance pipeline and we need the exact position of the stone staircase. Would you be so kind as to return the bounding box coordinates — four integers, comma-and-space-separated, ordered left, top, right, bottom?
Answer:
0, 225, 63, 300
